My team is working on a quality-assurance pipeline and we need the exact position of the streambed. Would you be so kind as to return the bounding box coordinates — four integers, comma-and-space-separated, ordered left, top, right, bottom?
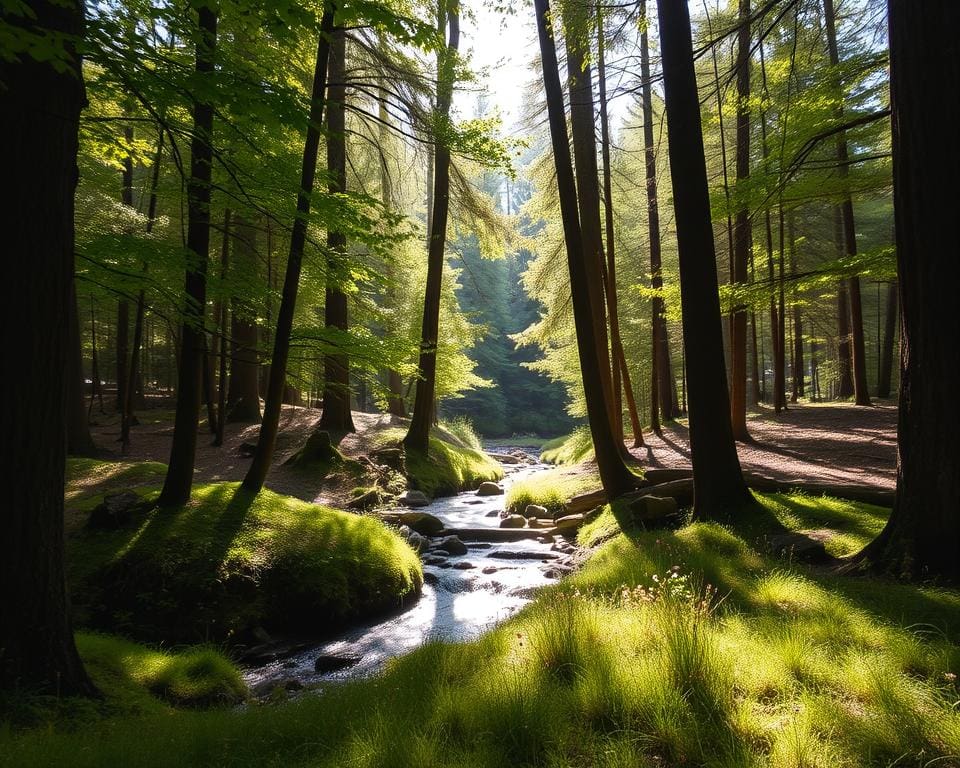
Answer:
244, 449, 575, 693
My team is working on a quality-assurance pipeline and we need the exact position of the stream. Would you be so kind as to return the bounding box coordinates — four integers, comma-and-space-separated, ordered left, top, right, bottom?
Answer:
244, 448, 573, 694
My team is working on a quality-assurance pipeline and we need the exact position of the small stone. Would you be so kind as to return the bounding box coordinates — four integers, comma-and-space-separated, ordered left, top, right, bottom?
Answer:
399, 490, 431, 508
453, 561, 475, 570
525, 504, 548, 517
481, 566, 498, 574
477, 482, 505, 496
433, 535, 468, 556
500, 514, 527, 529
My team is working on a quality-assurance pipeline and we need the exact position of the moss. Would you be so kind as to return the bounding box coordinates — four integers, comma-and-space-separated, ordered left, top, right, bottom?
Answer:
375, 427, 502, 498
65, 458, 167, 504
67, 482, 422, 644
505, 464, 600, 515
539, 427, 594, 465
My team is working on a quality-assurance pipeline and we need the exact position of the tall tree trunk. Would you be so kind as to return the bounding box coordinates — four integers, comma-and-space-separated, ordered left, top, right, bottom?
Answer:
640, 0, 673, 430
877, 281, 897, 398
730, 0, 752, 440
89, 301, 105, 414
534, 0, 637, 497
597, 9, 643, 449
226, 217, 262, 422
319, 28, 356, 434
213, 209, 230, 447
656, 0, 751, 518
789, 215, 804, 401
115, 126, 133, 412
404, 1, 459, 455
158, 2, 218, 506
823, 0, 870, 406
774, 205, 787, 412
856, 0, 960, 579
0, 0, 95, 696
564, 14, 619, 441
68, 282, 97, 456
835, 212, 854, 398
243, 6, 336, 492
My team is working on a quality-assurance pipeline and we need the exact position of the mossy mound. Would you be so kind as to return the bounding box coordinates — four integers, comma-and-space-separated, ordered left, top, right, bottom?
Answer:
504, 464, 600, 515
68, 482, 422, 645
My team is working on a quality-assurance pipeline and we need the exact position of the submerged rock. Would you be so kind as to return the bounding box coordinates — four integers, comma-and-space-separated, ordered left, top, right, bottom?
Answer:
433, 535, 468, 556
314, 654, 362, 674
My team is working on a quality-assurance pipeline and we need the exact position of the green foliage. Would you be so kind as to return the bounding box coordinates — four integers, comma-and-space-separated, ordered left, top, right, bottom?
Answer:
504, 464, 599, 515
67, 481, 422, 644
539, 426, 594, 465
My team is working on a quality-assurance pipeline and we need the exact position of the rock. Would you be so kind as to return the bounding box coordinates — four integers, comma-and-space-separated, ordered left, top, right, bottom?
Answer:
347, 488, 382, 510
238, 441, 258, 458
399, 490, 431, 509
286, 428, 340, 467
453, 561, 475, 570
551, 542, 574, 553
537, 535, 555, 544
423, 571, 440, 585
423, 554, 448, 566
488, 452, 524, 464
314, 654, 362, 674
283, 679, 304, 692
398, 525, 428, 554
500, 515, 527, 529
433, 535, 468, 556
485, 510, 500, 517
372, 447, 405, 472
481, 566, 498, 574
477, 482, 504, 497
769, 531, 832, 563
251, 626, 273, 645
488, 550, 558, 561
627, 495, 678, 527
553, 513, 585, 535
88, 491, 140, 529
564, 489, 606, 516
395, 510, 444, 535
525, 504, 548, 517
526, 518, 550, 528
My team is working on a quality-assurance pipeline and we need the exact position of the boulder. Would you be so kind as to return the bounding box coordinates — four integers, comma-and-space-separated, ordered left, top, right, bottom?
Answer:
286, 428, 339, 467
433, 535, 468, 556
314, 654, 362, 674
399, 511, 443, 535
553, 513, 585, 535
453, 561, 475, 570
627, 495, 678, 527
88, 491, 140, 529
525, 504, 548, 517
499, 514, 527, 529
399, 490, 431, 508
347, 488, 383, 510
477, 482, 504, 497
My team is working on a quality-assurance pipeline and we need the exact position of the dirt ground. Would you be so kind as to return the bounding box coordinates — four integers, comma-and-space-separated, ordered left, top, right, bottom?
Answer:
631, 402, 897, 491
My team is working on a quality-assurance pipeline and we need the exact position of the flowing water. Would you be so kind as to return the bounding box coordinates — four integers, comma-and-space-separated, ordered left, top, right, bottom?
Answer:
244, 449, 569, 693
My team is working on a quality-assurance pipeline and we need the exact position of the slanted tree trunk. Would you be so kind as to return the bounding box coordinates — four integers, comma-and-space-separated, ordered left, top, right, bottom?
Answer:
597, 10, 643, 449
656, 0, 751, 518
877, 281, 897, 398
226, 216, 262, 423
0, 0, 95, 696
158, 2, 218, 506
319, 27, 356, 434
855, 0, 960, 579
404, 1, 459, 455
823, 0, 870, 406
243, 6, 336, 492
730, 0, 752, 440
534, 0, 637, 498
639, 0, 673, 431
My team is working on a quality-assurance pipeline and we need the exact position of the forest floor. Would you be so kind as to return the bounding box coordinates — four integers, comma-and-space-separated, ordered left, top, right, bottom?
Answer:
633, 401, 897, 490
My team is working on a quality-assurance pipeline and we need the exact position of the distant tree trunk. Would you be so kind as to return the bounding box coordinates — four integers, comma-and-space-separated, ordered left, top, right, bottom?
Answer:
213, 209, 230, 448
0, 0, 95, 696
750, 311, 761, 405
856, 0, 960, 579
158, 2, 217, 506
597, 10, 643, 449
835, 211, 854, 398
319, 28, 356, 434
565, 14, 619, 441
89, 301, 105, 414
534, 0, 637, 498
68, 283, 97, 456
243, 6, 335, 492
789, 215, 804, 401
656, 0, 751, 518
810, 338, 820, 401
774, 205, 787, 412
730, 0, 752, 440
115, 127, 133, 412
824, 0, 870, 406
226, 216, 262, 423
640, 0, 673, 430
404, 1, 459, 455
877, 281, 897, 398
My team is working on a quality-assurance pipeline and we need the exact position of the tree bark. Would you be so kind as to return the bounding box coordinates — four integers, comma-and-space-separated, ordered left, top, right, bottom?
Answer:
534, 0, 637, 498
730, 0, 752, 440
404, 1, 459, 455
789, 215, 804, 401
158, 2, 217, 506
877, 281, 897, 398
213, 209, 230, 447
243, 6, 336, 491
855, 0, 960, 579
319, 27, 356, 434
656, 0, 751, 518
68, 282, 97, 456
0, 0, 95, 696
226, 216, 262, 423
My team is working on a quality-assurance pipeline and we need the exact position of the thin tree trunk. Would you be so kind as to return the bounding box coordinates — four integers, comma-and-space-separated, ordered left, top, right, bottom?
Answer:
789, 214, 804, 401
226, 217, 262, 422
213, 209, 230, 447
0, 0, 95, 696
656, 0, 751, 518
243, 5, 336, 492
319, 27, 356, 434
877, 281, 897, 398
856, 0, 960, 579
404, 1, 459, 455
89, 301, 104, 414
775, 204, 787, 412
534, 0, 637, 497
68, 283, 97, 456
158, 2, 218, 506
835, 211, 854, 398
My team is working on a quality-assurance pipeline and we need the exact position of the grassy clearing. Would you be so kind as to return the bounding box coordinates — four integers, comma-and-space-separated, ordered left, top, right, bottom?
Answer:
539, 426, 594, 465
7, 491, 960, 767
67, 480, 422, 644
65, 457, 167, 505
375, 426, 502, 498
505, 463, 601, 515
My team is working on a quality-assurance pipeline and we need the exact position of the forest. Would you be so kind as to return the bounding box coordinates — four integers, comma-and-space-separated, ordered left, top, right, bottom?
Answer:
1, 0, 958, 765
